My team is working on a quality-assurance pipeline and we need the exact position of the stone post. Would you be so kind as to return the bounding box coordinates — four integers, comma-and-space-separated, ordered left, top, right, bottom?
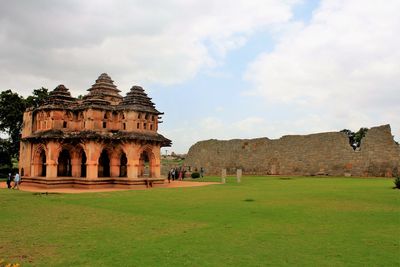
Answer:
236, 169, 242, 183
221, 168, 226, 184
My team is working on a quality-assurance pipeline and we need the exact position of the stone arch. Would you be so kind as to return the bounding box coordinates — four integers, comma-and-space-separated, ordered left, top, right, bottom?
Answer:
138, 145, 156, 178
104, 144, 127, 178
57, 148, 72, 177
80, 149, 87, 177
32, 144, 47, 177
98, 146, 113, 177
71, 144, 87, 178
120, 152, 127, 177
39, 150, 46, 176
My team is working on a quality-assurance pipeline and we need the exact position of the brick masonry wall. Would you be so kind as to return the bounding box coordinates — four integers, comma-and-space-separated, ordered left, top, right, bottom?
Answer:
184, 124, 400, 177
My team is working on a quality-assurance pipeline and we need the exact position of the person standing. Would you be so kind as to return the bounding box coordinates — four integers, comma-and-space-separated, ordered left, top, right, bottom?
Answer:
174, 167, 179, 181
182, 167, 186, 180
200, 167, 204, 178
178, 167, 183, 181
13, 172, 20, 190
170, 168, 175, 181
167, 168, 171, 183
6, 172, 12, 189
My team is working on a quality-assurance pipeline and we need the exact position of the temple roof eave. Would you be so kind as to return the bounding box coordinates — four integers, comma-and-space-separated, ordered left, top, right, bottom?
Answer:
22, 130, 172, 147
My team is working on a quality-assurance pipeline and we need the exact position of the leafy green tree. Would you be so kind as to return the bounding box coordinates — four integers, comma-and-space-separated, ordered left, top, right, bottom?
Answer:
0, 138, 12, 166
25, 87, 49, 108
354, 127, 368, 146
0, 90, 26, 158
0, 88, 49, 159
340, 127, 369, 149
0, 138, 12, 177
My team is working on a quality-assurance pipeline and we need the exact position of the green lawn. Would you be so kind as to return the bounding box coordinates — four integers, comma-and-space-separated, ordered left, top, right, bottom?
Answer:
0, 177, 399, 266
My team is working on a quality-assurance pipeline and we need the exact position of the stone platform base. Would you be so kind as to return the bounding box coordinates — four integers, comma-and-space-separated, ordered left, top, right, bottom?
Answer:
20, 176, 165, 189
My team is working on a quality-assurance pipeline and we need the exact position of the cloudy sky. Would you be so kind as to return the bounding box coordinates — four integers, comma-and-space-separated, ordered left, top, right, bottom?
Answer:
1, 0, 399, 153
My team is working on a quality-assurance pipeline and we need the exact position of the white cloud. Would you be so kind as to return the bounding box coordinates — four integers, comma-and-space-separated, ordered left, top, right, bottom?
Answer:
234, 117, 265, 133
245, 0, 400, 138
0, 0, 297, 95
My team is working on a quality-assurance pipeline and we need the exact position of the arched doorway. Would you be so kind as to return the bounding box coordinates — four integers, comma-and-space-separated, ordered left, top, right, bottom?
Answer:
98, 149, 110, 177
81, 150, 87, 178
58, 149, 72, 177
120, 153, 127, 177
40, 150, 46, 177
139, 151, 151, 177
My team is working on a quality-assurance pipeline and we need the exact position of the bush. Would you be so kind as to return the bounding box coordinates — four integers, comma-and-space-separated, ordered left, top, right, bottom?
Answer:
394, 177, 400, 189
191, 172, 200, 179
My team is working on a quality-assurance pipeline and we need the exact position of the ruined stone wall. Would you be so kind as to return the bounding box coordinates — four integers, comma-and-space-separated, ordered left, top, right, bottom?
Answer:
184, 125, 400, 177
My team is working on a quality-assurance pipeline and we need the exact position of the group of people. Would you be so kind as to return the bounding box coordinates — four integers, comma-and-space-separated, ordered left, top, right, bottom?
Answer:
167, 166, 187, 182
166, 166, 205, 183
6, 172, 20, 189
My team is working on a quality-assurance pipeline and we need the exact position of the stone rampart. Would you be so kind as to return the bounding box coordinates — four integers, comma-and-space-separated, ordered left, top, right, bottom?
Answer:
184, 125, 400, 177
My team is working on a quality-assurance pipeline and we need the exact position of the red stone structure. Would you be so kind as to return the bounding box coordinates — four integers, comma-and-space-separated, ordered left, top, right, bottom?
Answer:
19, 73, 171, 188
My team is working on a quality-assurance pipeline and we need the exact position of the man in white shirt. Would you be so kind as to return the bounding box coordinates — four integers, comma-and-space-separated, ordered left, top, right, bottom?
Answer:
13, 173, 20, 190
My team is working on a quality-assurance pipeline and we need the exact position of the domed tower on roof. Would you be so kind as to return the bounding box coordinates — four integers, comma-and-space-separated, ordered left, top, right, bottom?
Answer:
83, 73, 123, 105
119, 85, 162, 114
44, 84, 77, 107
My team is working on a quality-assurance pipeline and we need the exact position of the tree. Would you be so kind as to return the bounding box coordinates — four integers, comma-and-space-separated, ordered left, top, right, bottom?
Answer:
0, 88, 49, 159
0, 90, 26, 158
0, 138, 12, 177
25, 87, 49, 108
353, 127, 368, 146
0, 138, 12, 166
340, 127, 369, 150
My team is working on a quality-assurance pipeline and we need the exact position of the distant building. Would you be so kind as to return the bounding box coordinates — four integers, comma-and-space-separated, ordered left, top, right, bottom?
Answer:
19, 73, 171, 188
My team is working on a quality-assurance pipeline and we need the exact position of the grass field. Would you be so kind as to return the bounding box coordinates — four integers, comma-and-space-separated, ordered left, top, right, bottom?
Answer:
0, 176, 399, 266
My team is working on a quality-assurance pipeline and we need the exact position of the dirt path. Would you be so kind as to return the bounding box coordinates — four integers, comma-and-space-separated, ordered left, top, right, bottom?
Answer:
0, 180, 220, 194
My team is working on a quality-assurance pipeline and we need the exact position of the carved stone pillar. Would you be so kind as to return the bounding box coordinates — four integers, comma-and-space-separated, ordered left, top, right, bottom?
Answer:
46, 141, 59, 178
71, 157, 81, 177
110, 155, 120, 177
151, 145, 161, 178
123, 142, 141, 179
84, 141, 102, 179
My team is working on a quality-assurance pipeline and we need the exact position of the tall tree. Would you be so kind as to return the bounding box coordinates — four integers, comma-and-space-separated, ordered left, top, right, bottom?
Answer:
0, 90, 26, 157
340, 127, 369, 149
0, 138, 12, 167
0, 88, 49, 159
25, 87, 49, 108
354, 127, 368, 146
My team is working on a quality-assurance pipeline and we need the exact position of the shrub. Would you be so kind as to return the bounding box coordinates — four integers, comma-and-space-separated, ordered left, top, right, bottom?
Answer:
0, 258, 20, 267
394, 177, 400, 189
191, 172, 200, 179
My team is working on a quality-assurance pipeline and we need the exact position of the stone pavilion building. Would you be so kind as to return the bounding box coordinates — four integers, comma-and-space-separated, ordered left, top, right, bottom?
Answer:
19, 73, 171, 188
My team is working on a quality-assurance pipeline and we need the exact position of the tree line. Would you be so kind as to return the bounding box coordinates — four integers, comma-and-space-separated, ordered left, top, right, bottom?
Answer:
0, 88, 49, 174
